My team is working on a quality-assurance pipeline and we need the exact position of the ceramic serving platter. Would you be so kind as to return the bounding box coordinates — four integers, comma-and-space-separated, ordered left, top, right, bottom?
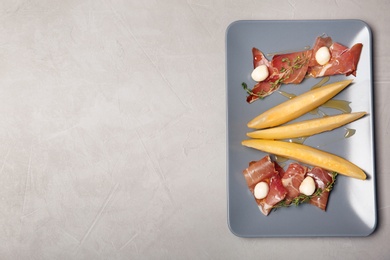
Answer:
226, 20, 376, 237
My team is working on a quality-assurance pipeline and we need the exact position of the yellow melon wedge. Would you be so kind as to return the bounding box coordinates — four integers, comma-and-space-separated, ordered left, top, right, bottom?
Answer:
247, 79, 353, 129
241, 139, 366, 180
247, 112, 367, 139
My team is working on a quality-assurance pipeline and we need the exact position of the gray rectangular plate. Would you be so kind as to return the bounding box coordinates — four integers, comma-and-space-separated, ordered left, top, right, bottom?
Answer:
226, 20, 376, 237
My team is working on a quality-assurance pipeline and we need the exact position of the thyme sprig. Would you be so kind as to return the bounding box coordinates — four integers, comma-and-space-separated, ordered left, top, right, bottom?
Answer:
241, 82, 267, 99
278, 53, 309, 82
271, 54, 309, 90
241, 82, 254, 95
273, 172, 338, 209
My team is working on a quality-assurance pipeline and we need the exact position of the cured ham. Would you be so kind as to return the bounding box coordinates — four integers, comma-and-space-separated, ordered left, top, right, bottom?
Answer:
281, 163, 307, 202
253, 47, 270, 68
271, 51, 312, 84
242, 155, 278, 188
244, 35, 363, 103
246, 48, 312, 103
242, 156, 337, 216
307, 36, 363, 78
242, 155, 287, 216
307, 167, 334, 211
258, 174, 287, 215
308, 36, 333, 67
246, 81, 277, 103
247, 48, 279, 103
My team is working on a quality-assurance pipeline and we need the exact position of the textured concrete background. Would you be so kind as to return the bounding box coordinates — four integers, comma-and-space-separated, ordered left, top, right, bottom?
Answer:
0, 0, 389, 259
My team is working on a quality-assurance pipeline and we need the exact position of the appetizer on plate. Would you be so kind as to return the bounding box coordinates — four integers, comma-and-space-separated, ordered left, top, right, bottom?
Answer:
243, 35, 363, 103
242, 155, 337, 216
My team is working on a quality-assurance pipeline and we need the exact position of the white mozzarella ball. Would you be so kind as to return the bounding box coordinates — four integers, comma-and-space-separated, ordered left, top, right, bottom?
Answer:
315, 46, 331, 65
254, 181, 269, 199
251, 64, 269, 82
299, 176, 316, 196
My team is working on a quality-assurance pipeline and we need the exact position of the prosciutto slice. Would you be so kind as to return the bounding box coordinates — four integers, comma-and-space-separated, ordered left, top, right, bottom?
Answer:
258, 174, 287, 215
253, 47, 270, 68
242, 156, 287, 216
308, 36, 333, 67
247, 48, 280, 103
271, 50, 312, 84
281, 163, 307, 202
247, 49, 311, 103
307, 36, 363, 77
242, 155, 278, 188
307, 167, 333, 211
247, 81, 278, 103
